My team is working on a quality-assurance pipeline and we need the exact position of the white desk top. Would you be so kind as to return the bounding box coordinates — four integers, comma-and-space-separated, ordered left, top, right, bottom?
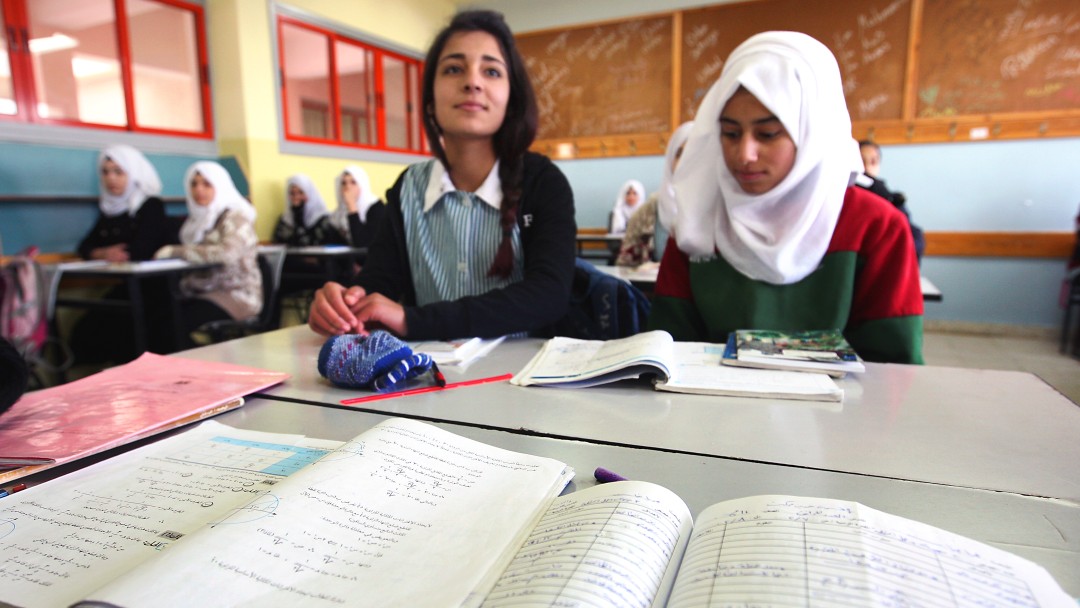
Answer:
182, 326, 1080, 502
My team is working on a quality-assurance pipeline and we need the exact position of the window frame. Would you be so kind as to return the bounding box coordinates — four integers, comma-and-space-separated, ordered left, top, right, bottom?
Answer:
0, 0, 212, 140
275, 8, 427, 158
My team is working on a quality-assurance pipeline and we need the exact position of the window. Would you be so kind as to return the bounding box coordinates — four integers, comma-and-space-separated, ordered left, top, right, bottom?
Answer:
278, 14, 425, 154
0, 0, 210, 137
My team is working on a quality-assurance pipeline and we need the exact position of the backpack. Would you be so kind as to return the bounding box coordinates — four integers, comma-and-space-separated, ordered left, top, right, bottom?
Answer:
0, 247, 48, 362
547, 259, 652, 340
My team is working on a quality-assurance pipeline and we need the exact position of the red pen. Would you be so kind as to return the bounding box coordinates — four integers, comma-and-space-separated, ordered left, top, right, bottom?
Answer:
340, 373, 514, 405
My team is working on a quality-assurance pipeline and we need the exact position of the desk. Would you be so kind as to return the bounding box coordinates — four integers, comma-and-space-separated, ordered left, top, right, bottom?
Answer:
274, 245, 367, 286
51, 259, 219, 354
921, 274, 943, 301
15, 397, 1080, 597
575, 233, 622, 264
182, 326, 1080, 502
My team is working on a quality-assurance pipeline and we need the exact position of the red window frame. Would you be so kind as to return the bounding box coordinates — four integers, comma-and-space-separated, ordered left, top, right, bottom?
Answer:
0, 0, 212, 139
277, 14, 426, 155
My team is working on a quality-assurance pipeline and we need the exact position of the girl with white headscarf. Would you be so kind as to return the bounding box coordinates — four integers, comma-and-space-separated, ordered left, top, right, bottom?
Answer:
615, 123, 695, 267
272, 174, 347, 246
329, 165, 386, 248
609, 179, 646, 235
153, 161, 261, 350
77, 144, 171, 262
650, 31, 923, 364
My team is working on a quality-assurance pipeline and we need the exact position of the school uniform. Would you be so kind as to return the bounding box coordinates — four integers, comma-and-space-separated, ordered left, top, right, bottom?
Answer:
650, 31, 923, 364
355, 152, 576, 340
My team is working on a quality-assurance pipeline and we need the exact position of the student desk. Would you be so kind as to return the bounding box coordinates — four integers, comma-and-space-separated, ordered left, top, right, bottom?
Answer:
181, 326, 1080, 502
575, 233, 622, 264
49, 259, 220, 354
15, 396, 1080, 596
278, 245, 367, 286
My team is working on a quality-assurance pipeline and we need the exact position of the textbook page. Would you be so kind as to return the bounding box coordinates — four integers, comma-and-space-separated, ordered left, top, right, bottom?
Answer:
666, 495, 1075, 608
0, 421, 339, 608
87, 418, 574, 608
511, 330, 675, 388
481, 481, 693, 608
658, 342, 843, 402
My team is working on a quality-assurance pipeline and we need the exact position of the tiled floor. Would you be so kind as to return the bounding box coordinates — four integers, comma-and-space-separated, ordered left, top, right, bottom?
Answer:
923, 329, 1080, 405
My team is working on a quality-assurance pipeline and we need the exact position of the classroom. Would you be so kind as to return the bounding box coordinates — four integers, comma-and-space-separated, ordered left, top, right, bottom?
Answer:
1, 0, 1079, 606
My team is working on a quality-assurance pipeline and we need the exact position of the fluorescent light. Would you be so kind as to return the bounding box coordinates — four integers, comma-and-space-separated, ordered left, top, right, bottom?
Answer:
72, 55, 117, 78
29, 33, 78, 54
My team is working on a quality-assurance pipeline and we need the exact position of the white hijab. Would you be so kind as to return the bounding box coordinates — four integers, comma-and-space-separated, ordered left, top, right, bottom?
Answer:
611, 179, 646, 234
180, 161, 256, 245
673, 31, 862, 285
98, 144, 162, 217
657, 122, 694, 232
330, 165, 380, 232
281, 174, 329, 228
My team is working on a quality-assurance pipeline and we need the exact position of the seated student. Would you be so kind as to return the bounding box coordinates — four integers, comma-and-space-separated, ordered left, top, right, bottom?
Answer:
70, 145, 175, 364
649, 31, 923, 364
77, 144, 172, 262
609, 179, 645, 235
329, 165, 386, 248
616, 123, 694, 267
307, 10, 575, 341
272, 174, 347, 246
151, 161, 261, 351
856, 140, 926, 263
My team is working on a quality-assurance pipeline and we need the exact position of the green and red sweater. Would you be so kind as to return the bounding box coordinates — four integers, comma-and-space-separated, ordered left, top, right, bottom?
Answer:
649, 186, 924, 364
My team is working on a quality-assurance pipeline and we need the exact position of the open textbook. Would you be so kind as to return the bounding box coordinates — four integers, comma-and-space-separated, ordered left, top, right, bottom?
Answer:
512, 330, 843, 402
0, 419, 1072, 607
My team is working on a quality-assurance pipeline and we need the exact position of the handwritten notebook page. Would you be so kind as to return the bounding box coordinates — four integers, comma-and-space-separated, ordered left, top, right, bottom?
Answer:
0, 421, 338, 608
87, 418, 574, 607
666, 495, 1075, 608
481, 481, 693, 608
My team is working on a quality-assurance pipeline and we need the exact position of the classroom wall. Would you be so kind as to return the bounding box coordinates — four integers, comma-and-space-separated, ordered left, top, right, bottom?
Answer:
478, 0, 1080, 331
0, 0, 454, 253
207, 0, 455, 237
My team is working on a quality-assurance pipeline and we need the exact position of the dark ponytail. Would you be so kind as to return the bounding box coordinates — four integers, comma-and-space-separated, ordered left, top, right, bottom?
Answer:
421, 10, 538, 278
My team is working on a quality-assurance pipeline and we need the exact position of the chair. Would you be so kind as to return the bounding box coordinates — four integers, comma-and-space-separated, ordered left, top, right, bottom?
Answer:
196, 247, 286, 343
1061, 268, 1080, 356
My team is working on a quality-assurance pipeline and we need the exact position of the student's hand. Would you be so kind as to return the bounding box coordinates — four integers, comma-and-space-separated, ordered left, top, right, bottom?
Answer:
308, 281, 366, 336
93, 244, 130, 262
352, 293, 408, 337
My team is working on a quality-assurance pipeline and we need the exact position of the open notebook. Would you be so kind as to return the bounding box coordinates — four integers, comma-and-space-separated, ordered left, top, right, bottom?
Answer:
0, 419, 1071, 607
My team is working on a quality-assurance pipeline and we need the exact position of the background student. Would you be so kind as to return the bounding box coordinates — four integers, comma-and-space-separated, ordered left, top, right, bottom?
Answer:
856, 140, 926, 263
151, 161, 261, 352
649, 31, 923, 364
70, 145, 175, 365
77, 144, 172, 262
307, 9, 576, 341
329, 165, 386, 248
616, 122, 693, 267
272, 174, 347, 246
609, 179, 645, 235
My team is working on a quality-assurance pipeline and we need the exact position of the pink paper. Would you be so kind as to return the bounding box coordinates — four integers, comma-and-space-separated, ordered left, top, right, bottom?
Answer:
0, 353, 289, 466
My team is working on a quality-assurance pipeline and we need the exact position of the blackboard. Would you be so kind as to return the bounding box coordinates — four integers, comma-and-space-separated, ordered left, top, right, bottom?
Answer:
516, 15, 673, 140
917, 0, 1080, 117
680, 0, 911, 123
518, 0, 1080, 154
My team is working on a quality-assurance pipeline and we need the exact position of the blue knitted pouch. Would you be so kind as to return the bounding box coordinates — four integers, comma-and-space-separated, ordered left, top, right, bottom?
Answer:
317, 331, 438, 392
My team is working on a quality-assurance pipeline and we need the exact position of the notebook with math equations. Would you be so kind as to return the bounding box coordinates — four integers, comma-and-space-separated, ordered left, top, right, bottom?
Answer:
0, 418, 1071, 607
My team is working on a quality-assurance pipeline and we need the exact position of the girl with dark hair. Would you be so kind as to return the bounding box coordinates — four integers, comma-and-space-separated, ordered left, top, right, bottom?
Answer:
308, 10, 576, 340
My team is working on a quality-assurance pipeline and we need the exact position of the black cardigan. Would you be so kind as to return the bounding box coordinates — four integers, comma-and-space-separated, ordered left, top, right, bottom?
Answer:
76, 197, 174, 261
356, 152, 577, 340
